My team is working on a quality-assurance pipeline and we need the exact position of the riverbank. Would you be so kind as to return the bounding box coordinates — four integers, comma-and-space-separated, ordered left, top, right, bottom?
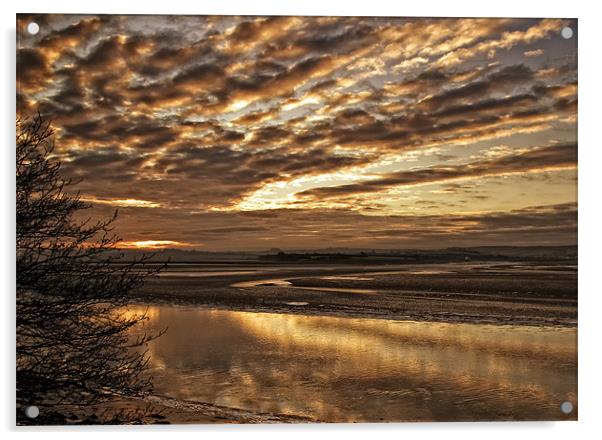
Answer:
21, 396, 315, 425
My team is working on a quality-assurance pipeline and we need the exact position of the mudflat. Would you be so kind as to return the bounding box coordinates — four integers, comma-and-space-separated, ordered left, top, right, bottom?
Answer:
132, 261, 577, 327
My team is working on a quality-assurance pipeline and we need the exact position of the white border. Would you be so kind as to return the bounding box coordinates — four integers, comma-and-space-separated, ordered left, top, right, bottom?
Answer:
4, 0, 586, 18
3, 1, 601, 439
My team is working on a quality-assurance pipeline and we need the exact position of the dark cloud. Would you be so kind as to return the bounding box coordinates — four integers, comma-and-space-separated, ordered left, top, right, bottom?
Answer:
171, 62, 226, 90
292, 23, 375, 52
334, 109, 376, 126
420, 64, 535, 110
38, 16, 104, 51
17, 48, 51, 91
80, 36, 124, 70
100, 203, 577, 250
299, 143, 576, 199
60, 152, 145, 186
58, 114, 179, 151
228, 17, 295, 46
152, 144, 370, 189
432, 93, 538, 118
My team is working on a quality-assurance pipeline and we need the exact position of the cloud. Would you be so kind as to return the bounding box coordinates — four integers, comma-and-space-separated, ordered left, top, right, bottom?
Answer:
16, 15, 577, 248
298, 143, 577, 199
524, 49, 544, 58
97, 203, 577, 250
434, 19, 566, 67
17, 48, 53, 93
419, 64, 535, 110
81, 197, 161, 208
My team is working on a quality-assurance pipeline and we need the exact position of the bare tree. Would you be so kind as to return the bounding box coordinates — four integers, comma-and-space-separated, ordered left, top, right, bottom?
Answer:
16, 113, 162, 424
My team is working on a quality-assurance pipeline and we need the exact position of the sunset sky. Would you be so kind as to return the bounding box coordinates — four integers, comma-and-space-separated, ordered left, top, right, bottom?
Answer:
17, 15, 577, 250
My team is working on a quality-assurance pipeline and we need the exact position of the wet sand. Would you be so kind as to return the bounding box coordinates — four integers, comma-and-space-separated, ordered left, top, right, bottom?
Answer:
132, 262, 577, 327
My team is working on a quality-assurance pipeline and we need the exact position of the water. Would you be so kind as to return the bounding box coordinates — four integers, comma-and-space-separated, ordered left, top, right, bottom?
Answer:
131, 306, 577, 422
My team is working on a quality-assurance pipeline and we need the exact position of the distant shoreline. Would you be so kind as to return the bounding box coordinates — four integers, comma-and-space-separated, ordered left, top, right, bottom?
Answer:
107, 244, 578, 265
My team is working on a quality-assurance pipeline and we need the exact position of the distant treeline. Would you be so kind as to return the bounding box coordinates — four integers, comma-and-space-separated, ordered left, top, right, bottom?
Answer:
258, 247, 577, 264
103, 245, 577, 264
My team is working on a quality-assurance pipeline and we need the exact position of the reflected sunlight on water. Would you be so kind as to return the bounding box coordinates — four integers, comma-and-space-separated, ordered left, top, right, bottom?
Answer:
130, 306, 577, 422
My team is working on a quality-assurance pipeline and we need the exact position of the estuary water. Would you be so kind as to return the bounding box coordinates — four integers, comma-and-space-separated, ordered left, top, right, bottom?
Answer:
131, 305, 577, 422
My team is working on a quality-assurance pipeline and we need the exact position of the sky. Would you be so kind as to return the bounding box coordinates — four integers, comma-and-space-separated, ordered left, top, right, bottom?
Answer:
16, 15, 577, 251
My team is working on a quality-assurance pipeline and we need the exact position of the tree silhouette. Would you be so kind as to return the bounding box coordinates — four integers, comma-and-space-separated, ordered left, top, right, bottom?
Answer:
16, 113, 162, 424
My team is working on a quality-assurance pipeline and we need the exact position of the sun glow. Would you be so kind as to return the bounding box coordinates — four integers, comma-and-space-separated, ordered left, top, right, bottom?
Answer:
119, 240, 189, 249
81, 197, 161, 208
233, 171, 371, 211
281, 96, 321, 112
227, 99, 251, 112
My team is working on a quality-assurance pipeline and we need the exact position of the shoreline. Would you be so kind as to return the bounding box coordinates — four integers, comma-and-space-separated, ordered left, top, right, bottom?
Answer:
128, 296, 578, 328
143, 395, 316, 424
20, 396, 315, 425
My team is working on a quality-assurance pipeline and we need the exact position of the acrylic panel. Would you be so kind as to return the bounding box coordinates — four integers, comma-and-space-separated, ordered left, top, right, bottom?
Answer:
16, 14, 577, 425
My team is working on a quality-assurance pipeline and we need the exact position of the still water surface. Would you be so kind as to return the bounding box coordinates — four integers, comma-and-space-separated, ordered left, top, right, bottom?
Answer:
133, 306, 577, 422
